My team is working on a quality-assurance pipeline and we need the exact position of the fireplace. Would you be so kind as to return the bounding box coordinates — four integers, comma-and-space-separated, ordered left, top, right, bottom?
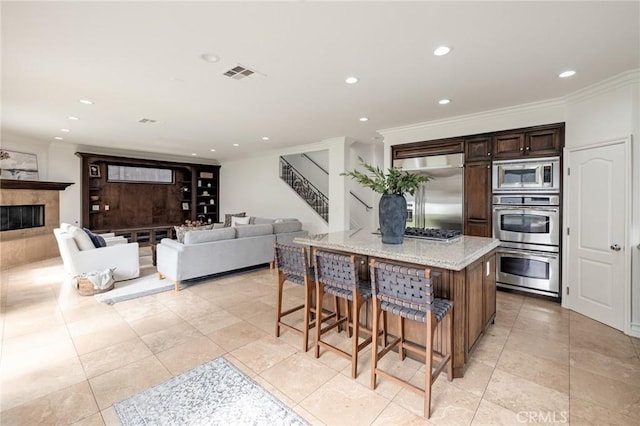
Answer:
0, 204, 45, 231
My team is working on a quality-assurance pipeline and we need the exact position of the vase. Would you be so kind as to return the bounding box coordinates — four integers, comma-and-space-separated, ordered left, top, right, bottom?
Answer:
379, 194, 407, 244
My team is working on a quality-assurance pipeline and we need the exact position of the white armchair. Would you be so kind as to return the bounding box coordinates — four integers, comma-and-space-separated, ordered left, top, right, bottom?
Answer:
54, 227, 140, 282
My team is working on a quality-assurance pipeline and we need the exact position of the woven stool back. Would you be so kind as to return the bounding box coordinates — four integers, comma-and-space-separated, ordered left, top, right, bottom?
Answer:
274, 243, 311, 284
314, 250, 359, 291
370, 260, 434, 312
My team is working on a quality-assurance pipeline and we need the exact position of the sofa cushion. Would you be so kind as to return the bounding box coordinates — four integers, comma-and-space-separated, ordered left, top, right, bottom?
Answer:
250, 216, 276, 225
83, 227, 107, 248
184, 227, 236, 245
231, 216, 251, 226
174, 224, 214, 243
69, 226, 96, 250
273, 221, 303, 234
235, 223, 274, 238
274, 218, 299, 223
224, 212, 246, 227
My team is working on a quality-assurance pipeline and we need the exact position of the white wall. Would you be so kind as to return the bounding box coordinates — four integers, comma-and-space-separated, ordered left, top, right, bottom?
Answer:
220, 152, 329, 235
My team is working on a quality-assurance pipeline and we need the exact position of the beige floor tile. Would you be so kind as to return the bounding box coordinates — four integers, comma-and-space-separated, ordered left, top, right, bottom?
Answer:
2, 306, 66, 339
570, 322, 637, 362
371, 401, 431, 425
231, 335, 297, 373
89, 356, 172, 409
72, 322, 139, 355
0, 353, 87, 412
60, 300, 115, 323
511, 315, 569, 343
111, 295, 168, 322
300, 374, 390, 426
79, 338, 154, 378
140, 321, 203, 354
1, 325, 77, 363
471, 399, 526, 426
67, 311, 129, 337
71, 412, 106, 426
251, 374, 297, 407
187, 308, 243, 335
484, 369, 569, 417
207, 320, 268, 352
246, 308, 281, 334
570, 346, 640, 386
570, 397, 638, 426
570, 366, 640, 419
224, 353, 259, 377
351, 347, 418, 400
99, 406, 120, 426
126, 309, 186, 336
156, 335, 225, 375
291, 405, 327, 426
496, 348, 569, 393
226, 299, 276, 320
164, 296, 219, 322
468, 337, 504, 368
0, 381, 98, 426
449, 358, 495, 397
260, 352, 338, 403
504, 330, 568, 364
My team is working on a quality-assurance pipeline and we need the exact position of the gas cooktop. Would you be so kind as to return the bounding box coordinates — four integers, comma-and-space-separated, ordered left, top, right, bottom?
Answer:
403, 227, 463, 242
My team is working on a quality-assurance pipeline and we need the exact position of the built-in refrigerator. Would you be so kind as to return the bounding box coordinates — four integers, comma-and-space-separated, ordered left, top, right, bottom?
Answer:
393, 153, 465, 231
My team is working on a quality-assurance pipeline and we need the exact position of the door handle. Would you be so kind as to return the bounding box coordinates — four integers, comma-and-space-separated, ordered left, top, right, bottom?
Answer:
610, 244, 622, 251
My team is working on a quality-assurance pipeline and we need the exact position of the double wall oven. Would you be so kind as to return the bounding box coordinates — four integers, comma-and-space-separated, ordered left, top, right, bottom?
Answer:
492, 157, 561, 299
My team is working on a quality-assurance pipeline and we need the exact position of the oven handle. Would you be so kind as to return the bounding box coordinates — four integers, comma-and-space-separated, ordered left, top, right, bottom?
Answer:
493, 206, 559, 213
497, 248, 559, 259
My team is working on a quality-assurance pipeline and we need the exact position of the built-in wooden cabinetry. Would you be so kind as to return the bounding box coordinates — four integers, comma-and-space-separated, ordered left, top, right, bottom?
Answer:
77, 153, 220, 234
466, 251, 496, 353
391, 123, 564, 238
493, 124, 562, 160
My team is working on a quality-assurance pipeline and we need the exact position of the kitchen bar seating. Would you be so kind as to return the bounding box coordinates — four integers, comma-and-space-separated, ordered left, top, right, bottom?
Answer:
369, 259, 453, 419
273, 243, 319, 352
313, 250, 377, 378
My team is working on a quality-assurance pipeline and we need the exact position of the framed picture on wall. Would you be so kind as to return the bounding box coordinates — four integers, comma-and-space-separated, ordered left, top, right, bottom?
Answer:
89, 164, 101, 178
182, 202, 189, 211
0, 149, 39, 180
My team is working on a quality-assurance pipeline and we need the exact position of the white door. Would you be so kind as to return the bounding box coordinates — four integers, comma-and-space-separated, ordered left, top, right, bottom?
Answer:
566, 138, 630, 331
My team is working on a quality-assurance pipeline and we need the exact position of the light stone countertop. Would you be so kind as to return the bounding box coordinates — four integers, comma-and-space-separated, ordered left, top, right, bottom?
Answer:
294, 229, 501, 271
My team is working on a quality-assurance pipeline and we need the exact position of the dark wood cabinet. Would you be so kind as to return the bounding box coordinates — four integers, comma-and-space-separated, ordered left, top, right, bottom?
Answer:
466, 250, 496, 355
465, 136, 492, 162
77, 153, 220, 232
464, 161, 491, 237
483, 252, 496, 327
392, 138, 464, 159
493, 124, 563, 160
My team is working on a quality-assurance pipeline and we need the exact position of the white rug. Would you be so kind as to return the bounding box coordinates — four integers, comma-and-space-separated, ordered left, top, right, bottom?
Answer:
114, 356, 308, 426
95, 273, 174, 304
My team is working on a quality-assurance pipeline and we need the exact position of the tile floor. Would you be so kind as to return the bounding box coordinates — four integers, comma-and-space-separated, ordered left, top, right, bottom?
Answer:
1, 251, 639, 425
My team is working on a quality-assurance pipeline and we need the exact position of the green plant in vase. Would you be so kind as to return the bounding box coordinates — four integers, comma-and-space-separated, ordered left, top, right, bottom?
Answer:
342, 157, 432, 243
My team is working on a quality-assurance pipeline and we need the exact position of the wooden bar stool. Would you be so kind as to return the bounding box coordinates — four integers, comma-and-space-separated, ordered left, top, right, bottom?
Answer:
369, 258, 453, 419
274, 243, 336, 352
314, 250, 377, 378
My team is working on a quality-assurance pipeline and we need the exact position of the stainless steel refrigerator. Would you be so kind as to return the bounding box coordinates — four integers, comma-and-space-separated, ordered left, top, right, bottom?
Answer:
393, 153, 464, 231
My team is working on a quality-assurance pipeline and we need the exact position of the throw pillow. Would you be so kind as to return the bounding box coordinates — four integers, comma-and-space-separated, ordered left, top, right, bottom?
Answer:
174, 224, 215, 243
83, 227, 107, 248
231, 216, 251, 226
224, 212, 246, 227
70, 226, 96, 251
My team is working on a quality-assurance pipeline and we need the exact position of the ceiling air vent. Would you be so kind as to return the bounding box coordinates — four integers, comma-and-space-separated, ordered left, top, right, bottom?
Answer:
223, 65, 257, 80
138, 118, 157, 124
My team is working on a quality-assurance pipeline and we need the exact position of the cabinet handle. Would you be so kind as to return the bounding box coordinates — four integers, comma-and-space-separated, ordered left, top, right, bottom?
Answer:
487, 152, 491, 156
487, 165, 490, 169
520, 147, 524, 151
526, 146, 530, 150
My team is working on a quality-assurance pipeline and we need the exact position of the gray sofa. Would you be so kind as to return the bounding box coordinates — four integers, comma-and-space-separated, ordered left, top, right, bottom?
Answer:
156, 218, 306, 291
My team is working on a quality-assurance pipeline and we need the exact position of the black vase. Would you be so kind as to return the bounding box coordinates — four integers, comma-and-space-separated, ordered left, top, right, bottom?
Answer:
379, 194, 407, 244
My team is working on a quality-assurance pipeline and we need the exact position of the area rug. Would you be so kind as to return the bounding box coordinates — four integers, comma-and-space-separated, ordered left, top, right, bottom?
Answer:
94, 273, 174, 304
114, 356, 308, 426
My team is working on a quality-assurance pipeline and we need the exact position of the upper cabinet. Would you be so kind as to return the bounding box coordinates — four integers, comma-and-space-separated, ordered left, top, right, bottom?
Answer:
393, 138, 464, 159
493, 124, 563, 160
464, 136, 492, 162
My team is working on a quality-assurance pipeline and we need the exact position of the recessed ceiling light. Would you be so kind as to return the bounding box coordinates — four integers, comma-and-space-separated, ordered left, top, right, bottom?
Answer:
54, 136, 63, 140
79, 99, 93, 105
359, 117, 369, 122
68, 116, 79, 120
262, 136, 269, 141
438, 99, 451, 105
201, 53, 220, 63
345, 76, 359, 84
191, 153, 197, 156
559, 70, 576, 78
233, 143, 239, 147
60, 128, 70, 132
210, 149, 216, 152
433, 46, 451, 56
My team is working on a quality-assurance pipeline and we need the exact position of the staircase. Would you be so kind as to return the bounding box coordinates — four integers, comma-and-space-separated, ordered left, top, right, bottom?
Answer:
279, 157, 329, 222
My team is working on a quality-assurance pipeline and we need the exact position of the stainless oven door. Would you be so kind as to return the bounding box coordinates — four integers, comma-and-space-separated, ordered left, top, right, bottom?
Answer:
493, 206, 559, 246
496, 248, 559, 296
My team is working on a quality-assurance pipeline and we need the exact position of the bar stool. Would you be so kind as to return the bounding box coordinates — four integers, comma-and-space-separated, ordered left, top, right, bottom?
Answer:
314, 250, 377, 378
274, 243, 336, 352
369, 259, 453, 419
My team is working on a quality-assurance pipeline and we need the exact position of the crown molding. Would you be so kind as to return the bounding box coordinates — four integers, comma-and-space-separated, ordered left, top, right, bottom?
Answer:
565, 69, 639, 104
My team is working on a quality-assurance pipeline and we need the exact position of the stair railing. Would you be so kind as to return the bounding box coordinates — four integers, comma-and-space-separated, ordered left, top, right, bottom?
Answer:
279, 157, 329, 222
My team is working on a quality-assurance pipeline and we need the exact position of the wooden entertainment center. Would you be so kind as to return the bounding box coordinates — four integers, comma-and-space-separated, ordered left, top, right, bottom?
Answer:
76, 152, 220, 246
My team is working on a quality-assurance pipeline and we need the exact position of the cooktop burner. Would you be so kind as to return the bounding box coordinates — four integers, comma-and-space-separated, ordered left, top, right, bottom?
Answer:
404, 227, 463, 242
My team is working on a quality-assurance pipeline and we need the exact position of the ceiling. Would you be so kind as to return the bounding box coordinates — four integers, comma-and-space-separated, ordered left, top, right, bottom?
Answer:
2, 1, 639, 161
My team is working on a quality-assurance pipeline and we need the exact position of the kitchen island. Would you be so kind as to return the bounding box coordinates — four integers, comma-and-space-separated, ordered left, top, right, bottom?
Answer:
294, 229, 500, 378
